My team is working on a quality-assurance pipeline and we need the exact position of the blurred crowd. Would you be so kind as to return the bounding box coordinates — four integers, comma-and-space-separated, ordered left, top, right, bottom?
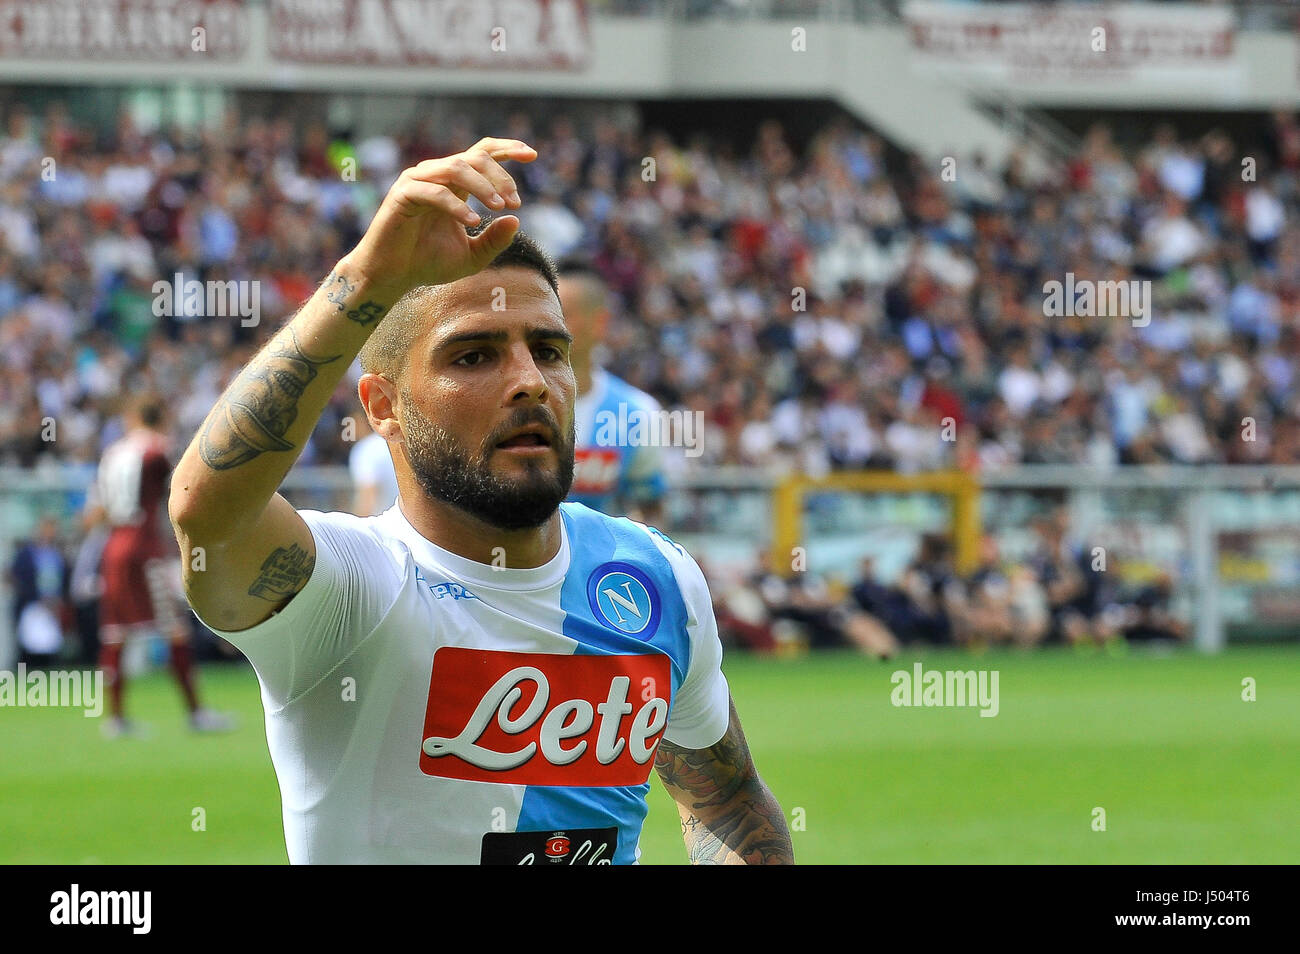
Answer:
709, 507, 1187, 656
3, 96, 1296, 657
3, 102, 1300, 483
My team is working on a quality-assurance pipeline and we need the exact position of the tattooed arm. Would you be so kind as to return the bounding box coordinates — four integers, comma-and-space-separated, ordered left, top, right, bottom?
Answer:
654, 695, 794, 865
170, 283, 385, 632
169, 138, 537, 632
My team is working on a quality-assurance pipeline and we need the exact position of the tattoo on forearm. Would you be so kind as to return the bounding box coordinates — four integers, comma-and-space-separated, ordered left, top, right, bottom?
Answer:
654, 698, 794, 865
198, 329, 341, 470
325, 272, 355, 309
346, 300, 386, 326
248, 543, 314, 603
324, 271, 387, 327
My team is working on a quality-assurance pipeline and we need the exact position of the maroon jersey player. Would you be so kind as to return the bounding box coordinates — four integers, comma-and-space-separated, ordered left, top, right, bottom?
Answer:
95, 395, 232, 736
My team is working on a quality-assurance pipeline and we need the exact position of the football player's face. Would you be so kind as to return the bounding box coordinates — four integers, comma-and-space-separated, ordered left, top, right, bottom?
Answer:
400, 268, 577, 530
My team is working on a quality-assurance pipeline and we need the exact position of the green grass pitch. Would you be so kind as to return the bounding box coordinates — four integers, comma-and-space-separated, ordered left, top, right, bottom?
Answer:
2, 646, 1296, 863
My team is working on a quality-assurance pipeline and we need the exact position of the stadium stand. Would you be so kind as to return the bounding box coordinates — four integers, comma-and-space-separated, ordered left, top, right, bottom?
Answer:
6, 95, 1294, 652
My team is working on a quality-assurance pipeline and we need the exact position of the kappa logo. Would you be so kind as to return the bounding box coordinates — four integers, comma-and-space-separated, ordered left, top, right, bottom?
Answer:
587, 562, 660, 637
415, 568, 480, 602
429, 581, 479, 601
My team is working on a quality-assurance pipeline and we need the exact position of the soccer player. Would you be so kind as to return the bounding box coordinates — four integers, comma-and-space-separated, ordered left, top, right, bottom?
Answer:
96, 395, 232, 736
348, 413, 399, 516
169, 139, 793, 864
556, 260, 666, 519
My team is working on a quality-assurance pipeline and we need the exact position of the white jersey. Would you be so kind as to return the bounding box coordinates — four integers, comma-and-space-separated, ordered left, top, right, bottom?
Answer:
196, 501, 730, 865
97, 429, 170, 528
348, 432, 399, 515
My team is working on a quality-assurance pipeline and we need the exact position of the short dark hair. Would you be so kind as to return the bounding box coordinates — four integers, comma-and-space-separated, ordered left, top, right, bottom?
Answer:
554, 256, 610, 314
475, 216, 559, 298
555, 256, 603, 282
358, 217, 559, 385
134, 393, 165, 428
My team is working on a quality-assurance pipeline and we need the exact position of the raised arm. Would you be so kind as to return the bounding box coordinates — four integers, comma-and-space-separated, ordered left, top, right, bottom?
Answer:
654, 694, 794, 865
168, 138, 536, 632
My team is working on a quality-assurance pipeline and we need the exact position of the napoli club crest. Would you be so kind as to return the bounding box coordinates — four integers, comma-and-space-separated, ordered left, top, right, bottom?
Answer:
587, 562, 661, 638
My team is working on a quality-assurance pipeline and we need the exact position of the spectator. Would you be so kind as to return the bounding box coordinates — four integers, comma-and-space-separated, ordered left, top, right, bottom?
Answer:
964, 534, 1016, 646
7, 515, 70, 667
69, 501, 110, 665
1121, 572, 1188, 643
0, 104, 1297, 474
750, 552, 897, 658
881, 533, 968, 646
1028, 508, 1121, 648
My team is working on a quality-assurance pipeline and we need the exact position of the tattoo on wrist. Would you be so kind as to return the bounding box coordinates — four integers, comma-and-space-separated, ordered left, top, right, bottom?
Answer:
324, 272, 355, 310
198, 329, 342, 470
324, 270, 387, 327
248, 543, 314, 603
346, 300, 385, 326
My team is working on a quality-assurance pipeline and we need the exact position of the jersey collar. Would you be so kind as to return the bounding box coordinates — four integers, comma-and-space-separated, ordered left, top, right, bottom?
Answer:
379, 501, 571, 592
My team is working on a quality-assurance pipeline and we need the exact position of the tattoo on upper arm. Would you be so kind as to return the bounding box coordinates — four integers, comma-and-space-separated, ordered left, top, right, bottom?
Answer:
198, 329, 341, 470
654, 698, 794, 864
248, 543, 314, 604
654, 717, 750, 809
324, 271, 387, 327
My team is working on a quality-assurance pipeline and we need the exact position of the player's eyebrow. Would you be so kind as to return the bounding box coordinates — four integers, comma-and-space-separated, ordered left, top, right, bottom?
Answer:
431, 325, 573, 352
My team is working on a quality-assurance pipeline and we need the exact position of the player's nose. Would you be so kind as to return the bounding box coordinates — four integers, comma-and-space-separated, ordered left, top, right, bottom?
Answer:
504, 343, 549, 405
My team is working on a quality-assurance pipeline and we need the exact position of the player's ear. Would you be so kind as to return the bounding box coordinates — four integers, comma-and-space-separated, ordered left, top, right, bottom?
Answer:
359, 373, 402, 439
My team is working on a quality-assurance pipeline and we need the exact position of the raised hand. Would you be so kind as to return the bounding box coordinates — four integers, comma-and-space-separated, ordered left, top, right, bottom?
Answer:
340, 137, 537, 301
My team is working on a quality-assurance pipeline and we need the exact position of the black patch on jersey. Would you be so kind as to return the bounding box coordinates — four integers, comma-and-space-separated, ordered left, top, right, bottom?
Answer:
480, 827, 617, 865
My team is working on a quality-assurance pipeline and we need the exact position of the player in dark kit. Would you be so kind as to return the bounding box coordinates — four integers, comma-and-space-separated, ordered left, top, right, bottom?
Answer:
95, 395, 233, 737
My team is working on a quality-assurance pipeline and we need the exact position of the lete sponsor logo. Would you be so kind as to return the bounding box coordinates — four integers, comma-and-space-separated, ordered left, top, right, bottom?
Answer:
419, 648, 671, 785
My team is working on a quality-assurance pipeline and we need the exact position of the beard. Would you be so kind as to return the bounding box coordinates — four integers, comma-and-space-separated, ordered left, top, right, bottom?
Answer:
400, 396, 575, 531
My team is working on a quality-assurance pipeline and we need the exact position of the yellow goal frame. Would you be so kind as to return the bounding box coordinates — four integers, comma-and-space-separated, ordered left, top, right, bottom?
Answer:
770, 470, 982, 577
